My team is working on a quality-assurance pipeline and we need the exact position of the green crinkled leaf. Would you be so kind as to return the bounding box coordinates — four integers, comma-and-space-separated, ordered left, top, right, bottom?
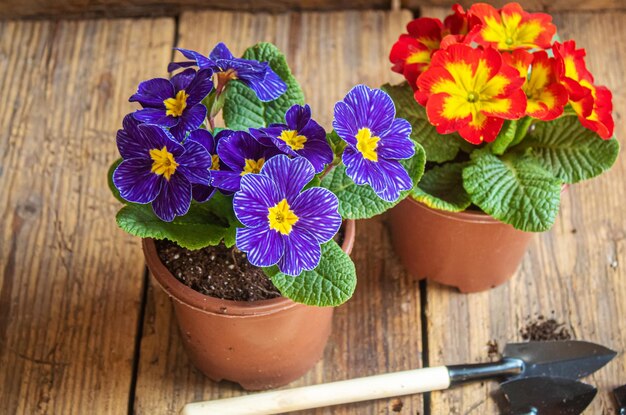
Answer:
116, 193, 241, 249
204, 192, 241, 247
462, 152, 562, 232
107, 158, 125, 203
223, 43, 304, 129
320, 142, 426, 219
264, 240, 356, 306
412, 162, 471, 212
523, 116, 620, 184
490, 120, 517, 155
381, 82, 463, 163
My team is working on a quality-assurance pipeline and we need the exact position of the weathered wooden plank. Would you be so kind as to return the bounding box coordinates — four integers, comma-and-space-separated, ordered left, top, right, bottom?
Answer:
133, 9, 423, 415
420, 7, 626, 414
412, 0, 626, 13
3, 0, 626, 20
0, 0, 399, 20
0, 18, 174, 414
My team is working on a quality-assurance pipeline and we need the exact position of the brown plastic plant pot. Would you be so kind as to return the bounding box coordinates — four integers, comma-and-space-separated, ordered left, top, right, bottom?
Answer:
388, 197, 533, 293
142, 220, 356, 391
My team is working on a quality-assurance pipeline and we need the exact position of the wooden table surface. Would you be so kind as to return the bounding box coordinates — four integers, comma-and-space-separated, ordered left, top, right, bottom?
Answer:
1, 5, 624, 415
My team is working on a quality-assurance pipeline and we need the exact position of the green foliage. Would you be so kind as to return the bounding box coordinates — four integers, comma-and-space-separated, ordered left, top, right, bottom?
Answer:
522, 116, 620, 184
222, 43, 304, 129
412, 163, 471, 212
264, 240, 356, 306
321, 141, 426, 219
327, 130, 346, 161
463, 151, 562, 232
490, 120, 518, 156
107, 158, 125, 203
381, 82, 464, 163
116, 193, 240, 249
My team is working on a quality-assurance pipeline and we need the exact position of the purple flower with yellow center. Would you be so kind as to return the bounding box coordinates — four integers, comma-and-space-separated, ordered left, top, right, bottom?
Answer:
249, 104, 333, 173
168, 43, 286, 102
233, 155, 342, 276
210, 130, 279, 193
333, 85, 415, 202
113, 115, 212, 221
129, 68, 213, 141
184, 129, 233, 202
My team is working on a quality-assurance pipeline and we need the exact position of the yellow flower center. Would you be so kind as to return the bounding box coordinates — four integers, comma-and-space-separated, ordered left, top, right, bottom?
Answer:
163, 90, 188, 117
355, 127, 380, 162
267, 199, 299, 235
241, 158, 265, 176
467, 91, 479, 103
150, 146, 179, 181
211, 154, 220, 171
278, 130, 307, 151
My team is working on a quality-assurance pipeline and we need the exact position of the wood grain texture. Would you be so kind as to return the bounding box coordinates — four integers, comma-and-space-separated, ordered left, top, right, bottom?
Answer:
420, 7, 626, 415
132, 10, 425, 415
0, 18, 174, 414
3, 0, 626, 20
411, 0, 626, 13
0, 0, 398, 20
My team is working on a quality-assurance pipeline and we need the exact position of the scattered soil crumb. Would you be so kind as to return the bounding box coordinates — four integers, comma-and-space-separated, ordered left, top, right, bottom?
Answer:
486, 339, 500, 360
156, 240, 281, 301
520, 314, 572, 341
390, 398, 403, 412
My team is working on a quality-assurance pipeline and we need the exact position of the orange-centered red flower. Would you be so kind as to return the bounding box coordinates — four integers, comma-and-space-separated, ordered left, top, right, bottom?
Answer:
553, 40, 614, 139
503, 49, 568, 121
416, 44, 527, 144
470, 2, 556, 51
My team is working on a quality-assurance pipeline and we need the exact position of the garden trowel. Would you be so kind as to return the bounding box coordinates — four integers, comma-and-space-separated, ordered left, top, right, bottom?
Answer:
501, 376, 597, 414
181, 340, 616, 415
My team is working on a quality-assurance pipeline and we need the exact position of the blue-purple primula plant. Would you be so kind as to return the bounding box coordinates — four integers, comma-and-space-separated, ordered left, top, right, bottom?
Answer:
169, 43, 287, 102
109, 42, 425, 307
333, 85, 415, 202
130, 68, 214, 141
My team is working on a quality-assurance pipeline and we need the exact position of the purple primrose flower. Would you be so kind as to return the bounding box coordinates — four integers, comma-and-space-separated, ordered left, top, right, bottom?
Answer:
210, 130, 279, 193
169, 43, 287, 102
250, 104, 333, 173
185, 129, 232, 202
233, 155, 342, 276
129, 68, 213, 141
333, 85, 415, 202
113, 115, 213, 222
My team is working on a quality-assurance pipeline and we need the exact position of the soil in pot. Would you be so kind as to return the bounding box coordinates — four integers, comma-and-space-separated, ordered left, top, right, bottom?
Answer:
155, 227, 346, 301
156, 240, 281, 301
145, 222, 353, 390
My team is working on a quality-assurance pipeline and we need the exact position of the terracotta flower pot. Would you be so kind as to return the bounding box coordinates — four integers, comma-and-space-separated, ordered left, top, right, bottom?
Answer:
388, 198, 533, 293
142, 220, 355, 391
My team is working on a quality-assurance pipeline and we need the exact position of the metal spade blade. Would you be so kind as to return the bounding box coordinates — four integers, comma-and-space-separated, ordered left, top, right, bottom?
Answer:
501, 376, 597, 415
503, 341, 617, 381
448, 340, 617, 386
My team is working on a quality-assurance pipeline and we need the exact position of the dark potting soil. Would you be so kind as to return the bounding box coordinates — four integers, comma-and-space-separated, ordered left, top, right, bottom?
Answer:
156, 240, 281, 301
520, 315, 572, 341
486, 339, 500, 360
155, 225, 346, 302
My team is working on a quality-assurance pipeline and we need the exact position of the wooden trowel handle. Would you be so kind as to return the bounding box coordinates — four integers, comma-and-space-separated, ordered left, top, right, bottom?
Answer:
181, 366, 451, 415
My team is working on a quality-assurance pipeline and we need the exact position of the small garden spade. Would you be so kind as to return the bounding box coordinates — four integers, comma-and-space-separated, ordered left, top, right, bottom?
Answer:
181, 340, 615, 414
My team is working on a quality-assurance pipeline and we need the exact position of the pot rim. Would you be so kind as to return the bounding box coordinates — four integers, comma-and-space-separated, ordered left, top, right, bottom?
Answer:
405, 196, 504, 224
143, 219, 356, 317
